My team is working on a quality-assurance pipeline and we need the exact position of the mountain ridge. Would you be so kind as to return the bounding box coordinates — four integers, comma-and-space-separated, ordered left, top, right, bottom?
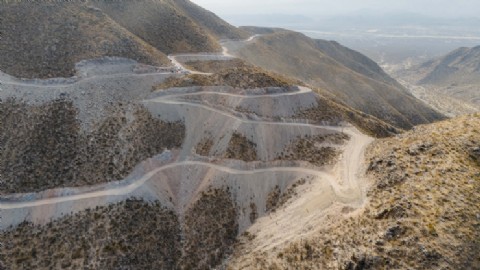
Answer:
223, 28, 445, 130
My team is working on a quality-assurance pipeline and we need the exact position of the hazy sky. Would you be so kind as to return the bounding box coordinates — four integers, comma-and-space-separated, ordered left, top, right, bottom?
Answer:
191, 0, 480, 18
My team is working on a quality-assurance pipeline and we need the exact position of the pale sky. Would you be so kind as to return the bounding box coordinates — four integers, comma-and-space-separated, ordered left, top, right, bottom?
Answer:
191, 0, 480, 18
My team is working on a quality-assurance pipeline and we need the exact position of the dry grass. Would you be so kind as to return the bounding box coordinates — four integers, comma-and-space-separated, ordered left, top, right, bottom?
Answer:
228, 114, 480, 269
276, 134, 349, 166
229, 30, 446, 130
0, 189, 240, 269
181, 189, 238, 269
295, 96, 401, 138
184, 59, 251, 73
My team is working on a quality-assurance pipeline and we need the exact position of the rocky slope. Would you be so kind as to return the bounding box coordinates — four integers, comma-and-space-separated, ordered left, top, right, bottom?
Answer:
222, 28, 445, 130
228, 114, 480, 269
0, 100, 184, 194
155, 61, 399, 138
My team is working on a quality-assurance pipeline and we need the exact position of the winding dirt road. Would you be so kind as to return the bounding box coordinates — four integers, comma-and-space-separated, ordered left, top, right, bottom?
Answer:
0, 39, 373, 233
0, 162, 330, 210
0, 88, 372, 212
168, 34, 261, 75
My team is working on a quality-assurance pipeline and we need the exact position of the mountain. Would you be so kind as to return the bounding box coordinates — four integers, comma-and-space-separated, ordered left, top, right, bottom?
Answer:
419, 46, 480, 86
394, 45, 480, 117
91, 0, 248, 54
222, 28, 445, 130
0, 0, 247, 79
171, 0, 249, 40
0, 1, 169, 79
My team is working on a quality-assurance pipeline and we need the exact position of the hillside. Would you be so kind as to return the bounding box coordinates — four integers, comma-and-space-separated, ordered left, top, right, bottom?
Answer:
0, 1, 169, 78
397, 45, 480, 110
0, 52, 399, 269
229, 114, 480, 269
91, 0, 245, 54
0, 0, 247, 79
222, 28, 445, 130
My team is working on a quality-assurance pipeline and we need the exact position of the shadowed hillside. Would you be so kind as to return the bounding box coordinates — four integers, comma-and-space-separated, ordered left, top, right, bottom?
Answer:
91, 0, 222, 55
419, 45, 480, 86
172, 0, 249, 40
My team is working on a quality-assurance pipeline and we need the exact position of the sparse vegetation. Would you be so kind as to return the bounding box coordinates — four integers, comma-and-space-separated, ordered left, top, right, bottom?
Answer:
295, 97, 400, 138
184, 59, 250, 73
0, 1, 169, 78
225, 132, 258, 162
0, 99, 185, 194
181, 189, 239, 269
227, 29, 446, 129
196, 138, 215, 156
228, 114, 480, 269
